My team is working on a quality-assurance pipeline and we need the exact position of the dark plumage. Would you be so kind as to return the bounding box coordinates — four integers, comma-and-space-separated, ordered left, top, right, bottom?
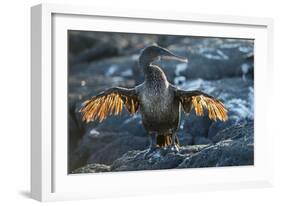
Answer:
80, 45, 228, 153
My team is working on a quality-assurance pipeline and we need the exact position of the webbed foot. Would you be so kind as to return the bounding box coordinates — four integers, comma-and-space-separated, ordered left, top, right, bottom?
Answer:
144, 147, 157, 159
167, 144, 179, 153
143, 132, 158, 159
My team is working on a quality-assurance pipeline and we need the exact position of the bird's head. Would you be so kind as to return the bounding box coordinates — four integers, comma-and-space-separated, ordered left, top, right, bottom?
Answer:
139, 45, 188, 67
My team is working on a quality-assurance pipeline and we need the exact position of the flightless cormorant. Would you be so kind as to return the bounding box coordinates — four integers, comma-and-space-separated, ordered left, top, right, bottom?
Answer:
80, 45, 228, 154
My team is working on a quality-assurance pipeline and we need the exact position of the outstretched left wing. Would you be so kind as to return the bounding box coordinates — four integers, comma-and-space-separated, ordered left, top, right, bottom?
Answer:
80, 87, 139, 123
175, 89, 228, 121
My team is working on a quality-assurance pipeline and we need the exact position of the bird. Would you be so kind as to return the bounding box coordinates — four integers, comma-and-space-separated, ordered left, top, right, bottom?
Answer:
79, 45, 228, 154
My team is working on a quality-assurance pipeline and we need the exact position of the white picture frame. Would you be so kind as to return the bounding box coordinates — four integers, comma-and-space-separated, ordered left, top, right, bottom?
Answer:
31, 3, 274, 202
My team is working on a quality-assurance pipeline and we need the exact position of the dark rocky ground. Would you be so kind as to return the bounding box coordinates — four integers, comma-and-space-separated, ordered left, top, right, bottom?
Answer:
68, 31, 254, 173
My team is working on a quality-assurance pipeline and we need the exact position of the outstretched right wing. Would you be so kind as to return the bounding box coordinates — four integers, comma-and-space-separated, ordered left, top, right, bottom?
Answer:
80, 87, 139, 122
175, 89, 228, 121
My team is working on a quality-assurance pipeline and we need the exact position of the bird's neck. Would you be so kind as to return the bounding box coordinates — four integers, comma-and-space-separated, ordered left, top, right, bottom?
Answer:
143, 64, 169, 89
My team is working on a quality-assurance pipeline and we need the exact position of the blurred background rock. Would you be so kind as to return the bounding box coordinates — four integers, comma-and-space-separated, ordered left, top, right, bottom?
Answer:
68, 30, 254, 173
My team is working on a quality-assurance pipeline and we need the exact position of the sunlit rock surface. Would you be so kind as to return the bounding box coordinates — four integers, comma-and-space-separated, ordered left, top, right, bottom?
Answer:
73, 122, 253, 172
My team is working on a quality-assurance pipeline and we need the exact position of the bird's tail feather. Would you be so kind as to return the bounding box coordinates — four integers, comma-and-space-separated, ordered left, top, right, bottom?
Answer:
157, 134, 179, 147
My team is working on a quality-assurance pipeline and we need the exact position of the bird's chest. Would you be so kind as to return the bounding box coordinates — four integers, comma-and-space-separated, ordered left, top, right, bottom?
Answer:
140, 86, 173, 119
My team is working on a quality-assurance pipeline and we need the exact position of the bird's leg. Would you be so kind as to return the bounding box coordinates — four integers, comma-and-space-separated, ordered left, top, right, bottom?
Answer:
144, 132, 158, 158
169, 132, 179, 152
148, 132, 157, 152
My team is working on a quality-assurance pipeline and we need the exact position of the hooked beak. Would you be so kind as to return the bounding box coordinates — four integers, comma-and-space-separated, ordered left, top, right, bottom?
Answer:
160, 49, 188, 63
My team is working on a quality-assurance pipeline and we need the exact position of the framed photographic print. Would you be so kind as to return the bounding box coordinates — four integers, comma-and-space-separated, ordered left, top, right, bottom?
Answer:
31, 3, 274, 201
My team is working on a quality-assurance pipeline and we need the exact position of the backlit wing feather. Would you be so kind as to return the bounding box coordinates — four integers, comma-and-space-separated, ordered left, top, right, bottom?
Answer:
176, 90, 228, 121
80, 87, 139, 123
